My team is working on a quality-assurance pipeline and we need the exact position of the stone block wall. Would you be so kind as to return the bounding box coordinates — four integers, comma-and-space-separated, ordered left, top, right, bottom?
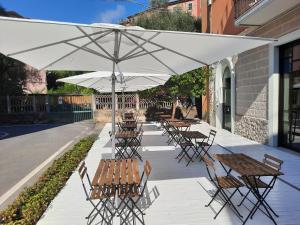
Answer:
235, 45, 269, 143
209, 68, 216, 127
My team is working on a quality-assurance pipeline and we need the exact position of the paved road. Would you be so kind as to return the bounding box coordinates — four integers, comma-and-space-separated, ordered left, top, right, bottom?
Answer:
0, 121, 100, 207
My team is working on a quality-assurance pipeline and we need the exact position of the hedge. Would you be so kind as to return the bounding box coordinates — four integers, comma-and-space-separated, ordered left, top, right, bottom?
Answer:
0, 134, 97, 225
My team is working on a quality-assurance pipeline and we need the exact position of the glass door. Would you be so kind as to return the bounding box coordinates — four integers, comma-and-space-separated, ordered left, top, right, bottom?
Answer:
279, 40, 300, 152
223, 67, 231, 131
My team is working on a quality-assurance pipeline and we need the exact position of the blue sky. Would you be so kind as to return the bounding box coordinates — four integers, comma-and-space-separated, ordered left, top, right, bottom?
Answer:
0, 0, 149, 24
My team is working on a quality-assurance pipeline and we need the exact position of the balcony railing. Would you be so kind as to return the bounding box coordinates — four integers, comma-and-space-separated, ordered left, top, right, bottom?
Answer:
234, 0, 263, 19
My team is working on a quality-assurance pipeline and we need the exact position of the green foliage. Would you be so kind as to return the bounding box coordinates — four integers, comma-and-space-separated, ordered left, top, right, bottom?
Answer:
135, 9, 200, 32
47, 71, 95, 94
0, 135, 97, 225
149, 0, 168, 9
135, 10, 206, 103
166, 67, 210, 97
0, 53, 28, 95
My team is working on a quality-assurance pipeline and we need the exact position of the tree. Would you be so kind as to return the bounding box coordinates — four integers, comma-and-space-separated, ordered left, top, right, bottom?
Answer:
149, 0, 168, 9
135, 10, 206, 118
135, 9, 200, 32
0, 53, 28, 95
46, 71, 95, 94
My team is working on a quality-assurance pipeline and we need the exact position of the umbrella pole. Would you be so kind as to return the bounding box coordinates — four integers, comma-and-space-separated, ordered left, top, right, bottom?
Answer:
111, 73, 116, 159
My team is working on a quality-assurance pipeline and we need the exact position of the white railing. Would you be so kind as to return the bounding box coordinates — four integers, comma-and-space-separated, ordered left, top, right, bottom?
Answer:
95, 94, 172, 111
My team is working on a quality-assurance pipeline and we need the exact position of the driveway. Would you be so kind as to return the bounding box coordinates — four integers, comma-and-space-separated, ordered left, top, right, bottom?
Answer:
0, 121, 101, 208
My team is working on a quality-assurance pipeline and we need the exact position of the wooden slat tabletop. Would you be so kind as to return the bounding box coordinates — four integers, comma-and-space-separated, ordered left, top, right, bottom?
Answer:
169, 121, 191, 128
160, 115, 172, 118
133, 159, 140, 184
214, 153, 284, 176
92, 159, 141, 187
92, 160, 105, 186
127, 159, 133, 184
180, 131, 207, 139
120, 159, 127, 185
115, 131, 139, 138
122, 123, 137, 128
123, 118, 136, 123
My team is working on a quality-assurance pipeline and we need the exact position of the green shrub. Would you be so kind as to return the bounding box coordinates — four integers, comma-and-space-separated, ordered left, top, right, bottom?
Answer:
0, 134, 97, 225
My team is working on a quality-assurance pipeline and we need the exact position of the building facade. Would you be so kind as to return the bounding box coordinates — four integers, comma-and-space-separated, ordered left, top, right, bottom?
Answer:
203, 0, 300, 153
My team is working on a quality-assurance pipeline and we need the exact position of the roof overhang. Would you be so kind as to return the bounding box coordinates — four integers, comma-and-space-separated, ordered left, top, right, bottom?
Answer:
235, 0, 300, 26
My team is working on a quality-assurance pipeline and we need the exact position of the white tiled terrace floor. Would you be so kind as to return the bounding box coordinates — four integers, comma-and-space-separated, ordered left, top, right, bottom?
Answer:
37, 122, 300, 225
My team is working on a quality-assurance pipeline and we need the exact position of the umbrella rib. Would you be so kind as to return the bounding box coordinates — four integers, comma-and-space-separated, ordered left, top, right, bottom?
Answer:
123, 30, 208, 66
122, 49, 165, 61
119, 32, 160, 61
122, 32, 179, 75
7, 29, 110, 57
66, 42, 112, 61
39, 31, 113, 70
76, 26, 114, 60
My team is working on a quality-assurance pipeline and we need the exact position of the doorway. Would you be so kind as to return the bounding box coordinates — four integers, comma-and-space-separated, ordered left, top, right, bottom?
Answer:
279, 40, 300, 152
222, 67, 231, 131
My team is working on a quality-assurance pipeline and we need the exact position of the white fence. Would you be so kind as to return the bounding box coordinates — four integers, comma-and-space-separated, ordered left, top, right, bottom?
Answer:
94, 94, 172, 111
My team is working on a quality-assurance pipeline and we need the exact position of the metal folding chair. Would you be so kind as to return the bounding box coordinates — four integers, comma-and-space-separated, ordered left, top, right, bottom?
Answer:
238, 154, 283, 219
128, 130, 144, 161
175, 132, 197, 166
203, 156, 244, 220
109, 131, 129, 159
78, 161, 115, 225
118, 160, 152, 225
197, 129, 217, 161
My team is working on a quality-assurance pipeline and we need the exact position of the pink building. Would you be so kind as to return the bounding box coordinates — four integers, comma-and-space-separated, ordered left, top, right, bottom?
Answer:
167, 0, 201, 18
23, 65, 47, 94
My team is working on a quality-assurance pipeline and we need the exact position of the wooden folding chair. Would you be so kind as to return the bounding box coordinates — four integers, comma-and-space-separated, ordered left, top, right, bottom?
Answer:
203, 156, 244, 219
197, 129, 217, 161
78, 161, 115, 225
238, 154, 283, 219
119, 160, 152, 225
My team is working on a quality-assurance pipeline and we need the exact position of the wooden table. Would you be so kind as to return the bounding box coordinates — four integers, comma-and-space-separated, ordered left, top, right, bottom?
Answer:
214, 153, 283, 177
115, 130, 139, 139
180, 131, 207, 139
92, 159, 140, 187
159, 114, 172, 119
169, 121, 191, 128
214, 153, 283, 225
122, 122, 137, 130
123, 118, 136, 123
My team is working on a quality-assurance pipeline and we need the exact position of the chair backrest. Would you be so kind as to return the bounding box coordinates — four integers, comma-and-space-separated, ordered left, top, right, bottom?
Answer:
144, 160, 152, 177
117, 122, 124, 131
78, 161, 92, 199
138, 160, 152, 196
203, 156, 217, 184
138, 129, 144, 143
207, 130, 217, 146
138, 122, 144, 133
263, 154, 283, 171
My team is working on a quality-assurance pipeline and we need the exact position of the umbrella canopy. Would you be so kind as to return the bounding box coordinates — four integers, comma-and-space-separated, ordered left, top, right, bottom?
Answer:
57, 71, 170, 92
0, 16, 275, 158
0, 17, 274, 75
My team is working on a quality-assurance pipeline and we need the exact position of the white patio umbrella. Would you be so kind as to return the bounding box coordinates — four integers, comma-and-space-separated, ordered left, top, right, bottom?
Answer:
0, 16, 274, 157
58, 71, 170, 133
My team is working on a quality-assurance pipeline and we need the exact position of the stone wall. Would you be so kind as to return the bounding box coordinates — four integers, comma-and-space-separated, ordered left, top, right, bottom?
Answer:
233, 5, 300, 144
235, 45, 269, 143
209, 68, 216, 127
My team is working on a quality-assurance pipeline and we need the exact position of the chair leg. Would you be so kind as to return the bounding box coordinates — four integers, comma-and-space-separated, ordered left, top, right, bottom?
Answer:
205, 189, 220, 207
238, 189, 251, 206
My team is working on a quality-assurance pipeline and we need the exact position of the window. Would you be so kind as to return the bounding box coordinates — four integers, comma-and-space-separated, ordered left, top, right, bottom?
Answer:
188, 3, 192, 10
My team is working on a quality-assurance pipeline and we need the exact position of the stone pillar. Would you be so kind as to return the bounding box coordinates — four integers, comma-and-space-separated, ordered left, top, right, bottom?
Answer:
6, 95, 11, 114
45, 95, 50, 113
136, 93, 140, 111
32, 95, 37, 112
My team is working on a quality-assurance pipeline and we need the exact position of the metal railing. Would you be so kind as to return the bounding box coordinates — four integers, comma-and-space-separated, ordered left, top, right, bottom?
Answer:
234, 0, 262, 19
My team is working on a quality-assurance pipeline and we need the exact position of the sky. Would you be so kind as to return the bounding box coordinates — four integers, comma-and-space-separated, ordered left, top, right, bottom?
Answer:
0, 0, 149, 24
